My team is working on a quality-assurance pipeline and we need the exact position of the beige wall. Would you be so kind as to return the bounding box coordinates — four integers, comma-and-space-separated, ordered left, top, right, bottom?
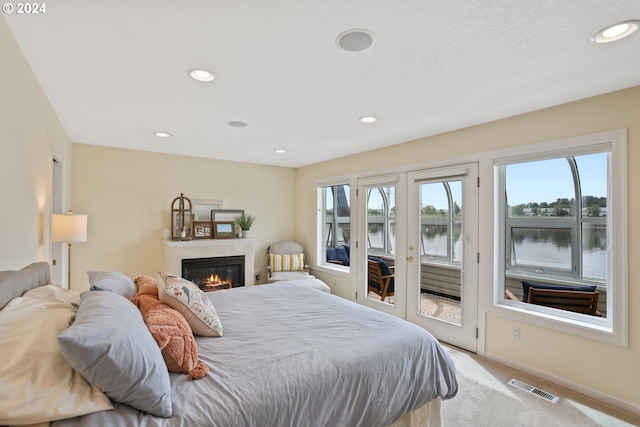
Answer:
295, 86, 640, 411
71, 144, 296, 287
0, 16, 73, 270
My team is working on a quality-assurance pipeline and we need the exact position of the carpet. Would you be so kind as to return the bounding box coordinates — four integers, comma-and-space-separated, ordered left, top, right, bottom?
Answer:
441, 345, 640, 426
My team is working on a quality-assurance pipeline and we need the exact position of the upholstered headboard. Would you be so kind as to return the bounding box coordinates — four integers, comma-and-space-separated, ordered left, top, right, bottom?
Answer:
0, 262, 51, 309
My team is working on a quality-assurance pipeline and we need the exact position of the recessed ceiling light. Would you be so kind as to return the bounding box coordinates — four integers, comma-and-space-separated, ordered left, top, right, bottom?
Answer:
360, 116, 377, 123
188, 68, 215, 82
592, 20, 640, 44
154, 132, 171, 138
336, 29, 375, 52
274, 149, 287, 154
227, 121, 248, 128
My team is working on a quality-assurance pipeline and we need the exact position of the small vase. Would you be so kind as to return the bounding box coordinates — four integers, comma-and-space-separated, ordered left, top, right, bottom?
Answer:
242, 230, 251, 239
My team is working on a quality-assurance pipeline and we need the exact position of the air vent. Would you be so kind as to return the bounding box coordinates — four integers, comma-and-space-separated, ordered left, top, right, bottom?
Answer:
508, 379, 559, 403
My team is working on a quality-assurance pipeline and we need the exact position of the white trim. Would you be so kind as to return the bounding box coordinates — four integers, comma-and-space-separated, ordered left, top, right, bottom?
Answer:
485, 351, 640, 417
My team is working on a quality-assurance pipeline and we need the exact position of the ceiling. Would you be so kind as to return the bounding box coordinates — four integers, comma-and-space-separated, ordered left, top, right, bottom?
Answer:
5, 1, 640, 168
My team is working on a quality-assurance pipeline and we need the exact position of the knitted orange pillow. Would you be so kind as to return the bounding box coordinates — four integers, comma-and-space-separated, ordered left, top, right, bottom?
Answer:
131, 276, 208, 380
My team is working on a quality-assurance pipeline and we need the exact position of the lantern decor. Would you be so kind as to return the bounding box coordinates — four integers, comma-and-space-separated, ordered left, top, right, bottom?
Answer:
171, 193, 193, 241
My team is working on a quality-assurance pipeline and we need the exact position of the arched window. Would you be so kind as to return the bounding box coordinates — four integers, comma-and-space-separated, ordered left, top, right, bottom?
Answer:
366, 186, 395, 256
498, 147, 614, 324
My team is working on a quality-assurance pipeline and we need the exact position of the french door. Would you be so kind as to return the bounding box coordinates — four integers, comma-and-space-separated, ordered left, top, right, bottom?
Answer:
356, 164, 479, 352
356, 174, 407, 318
406, 164, 478, 352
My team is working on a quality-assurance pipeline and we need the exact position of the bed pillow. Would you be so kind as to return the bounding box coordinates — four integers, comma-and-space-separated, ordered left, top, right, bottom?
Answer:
88, 270, 137, 299
521, 281, 597, 302
58, 290, 173, 417
158, 272, 223, 337
0, 285, 113, 425
269, 253, 305, 272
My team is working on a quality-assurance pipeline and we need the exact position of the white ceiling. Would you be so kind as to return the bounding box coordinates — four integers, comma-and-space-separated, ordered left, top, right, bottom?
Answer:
5, 1, 640, 168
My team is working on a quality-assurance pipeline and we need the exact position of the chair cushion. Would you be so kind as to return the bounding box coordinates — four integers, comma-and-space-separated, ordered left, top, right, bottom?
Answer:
327, 245, 350, 265
521, 281, 597, 302
272, 279, 330, 293
268, 271, 315, 283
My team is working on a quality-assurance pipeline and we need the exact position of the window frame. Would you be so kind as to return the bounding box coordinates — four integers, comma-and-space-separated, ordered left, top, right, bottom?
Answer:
493, 130, 628, 347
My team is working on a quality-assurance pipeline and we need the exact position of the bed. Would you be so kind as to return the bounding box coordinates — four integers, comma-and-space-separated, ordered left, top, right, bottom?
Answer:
0, 262, 457, 427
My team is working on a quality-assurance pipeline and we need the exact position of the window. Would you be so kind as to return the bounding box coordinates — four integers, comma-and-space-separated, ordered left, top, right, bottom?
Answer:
367, 187, 395, 257
504, 154, 607, 284
320, 183, 351, 266
496, 131, 627, 345
419, 180, 462, 265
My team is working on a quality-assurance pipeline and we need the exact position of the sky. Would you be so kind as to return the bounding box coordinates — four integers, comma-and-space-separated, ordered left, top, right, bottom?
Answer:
505, 152, 607, 206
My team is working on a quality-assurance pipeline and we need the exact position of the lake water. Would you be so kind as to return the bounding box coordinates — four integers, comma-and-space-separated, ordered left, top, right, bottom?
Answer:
368, 225, 607, 281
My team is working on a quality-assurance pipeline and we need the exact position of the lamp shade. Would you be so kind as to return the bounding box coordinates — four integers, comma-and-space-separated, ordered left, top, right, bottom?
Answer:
52, 213, 88, 243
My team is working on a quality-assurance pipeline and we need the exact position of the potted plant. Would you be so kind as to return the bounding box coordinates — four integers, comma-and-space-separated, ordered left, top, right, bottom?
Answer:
234, 212, 256, 238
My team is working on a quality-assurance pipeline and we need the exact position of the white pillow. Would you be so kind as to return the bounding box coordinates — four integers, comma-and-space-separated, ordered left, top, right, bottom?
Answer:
0, 285, 113, 425
88, 270, 137, 299
58, 291, 173, 417
158, 272, 223, 337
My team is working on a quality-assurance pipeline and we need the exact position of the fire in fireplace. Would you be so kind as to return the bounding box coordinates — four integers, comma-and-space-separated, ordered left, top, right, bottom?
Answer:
182, 255, 245, 292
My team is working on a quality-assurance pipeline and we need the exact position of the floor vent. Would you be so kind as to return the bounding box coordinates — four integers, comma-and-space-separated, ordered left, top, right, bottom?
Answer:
508, 379, 559, 403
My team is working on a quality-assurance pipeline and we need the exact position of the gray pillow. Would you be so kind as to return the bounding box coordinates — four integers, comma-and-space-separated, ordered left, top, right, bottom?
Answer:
58, 291, 173, 417
87, 270, 136, 299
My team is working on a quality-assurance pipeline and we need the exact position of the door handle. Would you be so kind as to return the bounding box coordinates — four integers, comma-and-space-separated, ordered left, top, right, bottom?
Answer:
406, 256, 415, 262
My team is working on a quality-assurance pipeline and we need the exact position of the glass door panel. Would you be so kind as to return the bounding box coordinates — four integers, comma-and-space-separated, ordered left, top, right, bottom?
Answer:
357, 174, 407, 318
407, 164, 478, 352
418, 180, 462, 326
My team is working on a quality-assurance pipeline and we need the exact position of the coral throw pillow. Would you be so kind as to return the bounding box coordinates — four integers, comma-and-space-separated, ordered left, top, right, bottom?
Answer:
157, 272, 223, 337
131, 276, 208, 380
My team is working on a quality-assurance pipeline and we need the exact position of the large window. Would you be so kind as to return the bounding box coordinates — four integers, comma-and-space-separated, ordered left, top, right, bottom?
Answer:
496, 132, 626, 343
504, 154, 607, 284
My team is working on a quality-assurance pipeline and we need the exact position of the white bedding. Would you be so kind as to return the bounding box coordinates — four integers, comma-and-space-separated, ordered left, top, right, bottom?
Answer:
0, 286, 113, 425
52, 282, 457, 427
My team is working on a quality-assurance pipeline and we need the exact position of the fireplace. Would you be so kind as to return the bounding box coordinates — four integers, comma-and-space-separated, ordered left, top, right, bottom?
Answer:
163, 239, 255, 287
182, 256, 245, 292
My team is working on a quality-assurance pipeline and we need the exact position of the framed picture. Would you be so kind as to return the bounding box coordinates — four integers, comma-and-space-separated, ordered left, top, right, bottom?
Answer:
193, 221, 213, 239
211, 209, 244, 223
213, 221, 236, 239
211, 209, 243, 237
192, 199, 223, 221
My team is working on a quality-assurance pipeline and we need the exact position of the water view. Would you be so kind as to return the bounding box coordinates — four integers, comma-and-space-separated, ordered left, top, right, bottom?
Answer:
368, 225, 607, 281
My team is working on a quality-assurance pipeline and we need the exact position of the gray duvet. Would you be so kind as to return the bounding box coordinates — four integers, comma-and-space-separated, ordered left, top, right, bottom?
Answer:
53, 282, 457, 427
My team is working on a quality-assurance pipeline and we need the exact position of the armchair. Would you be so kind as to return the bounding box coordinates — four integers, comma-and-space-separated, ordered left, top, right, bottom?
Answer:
367, 258, 395, 301
267, 241, 315, 283
506, 281, 601, 316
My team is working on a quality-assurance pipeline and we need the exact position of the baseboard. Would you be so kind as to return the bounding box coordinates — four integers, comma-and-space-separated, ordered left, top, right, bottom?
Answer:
484, 351, 640, 418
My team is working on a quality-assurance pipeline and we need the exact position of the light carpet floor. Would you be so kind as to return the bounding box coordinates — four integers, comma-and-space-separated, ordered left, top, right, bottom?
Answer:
441, 344, 640, 426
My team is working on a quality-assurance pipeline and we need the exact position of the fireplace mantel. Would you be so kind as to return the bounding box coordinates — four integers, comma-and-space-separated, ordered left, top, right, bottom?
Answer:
162, 239, 256, 286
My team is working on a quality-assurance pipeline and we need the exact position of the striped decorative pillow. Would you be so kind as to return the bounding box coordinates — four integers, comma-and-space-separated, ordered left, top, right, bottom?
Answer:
269, 253, 305, 272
